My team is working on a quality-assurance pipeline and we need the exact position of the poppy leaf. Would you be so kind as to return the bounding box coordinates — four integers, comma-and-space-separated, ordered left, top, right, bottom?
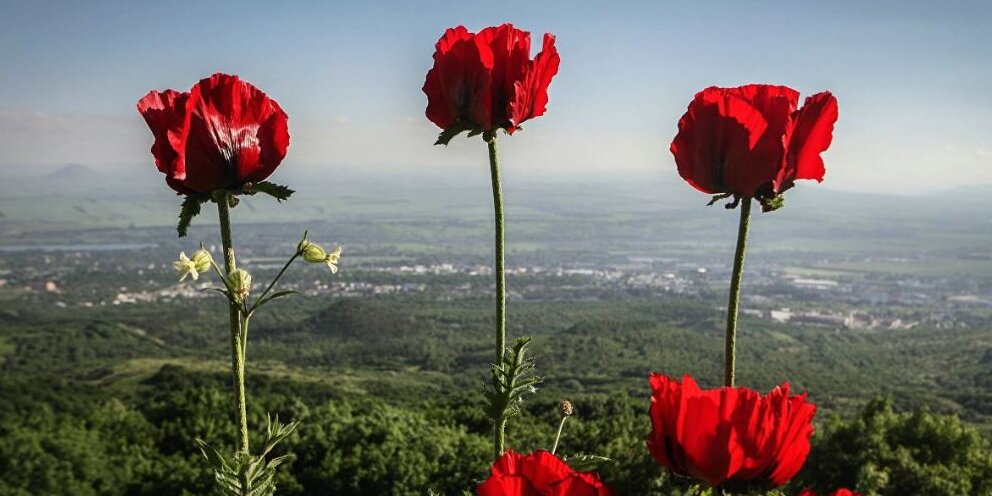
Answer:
484, 336, 542, 424
253, 181, 295, 202
707, 193, 733, 206
177, 195, 205, 237
435, 123, 472, 146
562, 453, 613, 472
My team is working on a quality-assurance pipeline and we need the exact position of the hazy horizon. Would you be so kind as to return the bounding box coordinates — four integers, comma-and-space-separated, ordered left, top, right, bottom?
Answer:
3, 161, 991, 200
1, 0, 990, 195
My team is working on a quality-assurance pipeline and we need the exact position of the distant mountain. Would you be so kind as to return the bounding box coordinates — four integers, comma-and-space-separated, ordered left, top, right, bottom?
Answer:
48, 163, 103, 180
932, 184, 992, 202
0, 163, 166, 201
1, 160, 988, 233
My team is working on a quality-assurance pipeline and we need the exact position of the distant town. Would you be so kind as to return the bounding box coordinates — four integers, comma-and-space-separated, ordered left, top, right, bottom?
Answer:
4, 234, 988, 334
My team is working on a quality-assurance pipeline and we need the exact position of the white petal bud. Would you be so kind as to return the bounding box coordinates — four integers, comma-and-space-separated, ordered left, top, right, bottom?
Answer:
173, 252, 199, 281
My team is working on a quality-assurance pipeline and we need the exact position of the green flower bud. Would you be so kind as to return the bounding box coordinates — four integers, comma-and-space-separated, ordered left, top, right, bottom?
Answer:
298, 234, 341, 274
296, 237, 311, 256
174, 251, 201, 281
227, 269, 252, 303
191, 249, 213, 274
301, 241, 328, 264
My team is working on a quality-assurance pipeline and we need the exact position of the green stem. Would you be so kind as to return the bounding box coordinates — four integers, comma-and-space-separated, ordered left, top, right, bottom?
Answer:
724, 197, 751, 388
494, 418, 507, 461
488, 137, 506, 368
252, 252, 300, 312
241, 315, 251, 371
487, 135, 507, 460
551, 416, 568, 455
217, 194, 249, 456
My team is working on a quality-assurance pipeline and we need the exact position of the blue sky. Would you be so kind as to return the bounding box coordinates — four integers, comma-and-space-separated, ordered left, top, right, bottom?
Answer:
0, 0, 989, 193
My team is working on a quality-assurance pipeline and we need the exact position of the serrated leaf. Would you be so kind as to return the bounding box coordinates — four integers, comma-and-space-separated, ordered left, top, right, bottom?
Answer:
484, 336, 542, 424
435, 122, 476, 146
194, 438, 232, 473
706, 193, 732, 207
196, 417, 299, 496
252, 181, 295, 202
177, 195, 204, 238
562, 453, 613, 472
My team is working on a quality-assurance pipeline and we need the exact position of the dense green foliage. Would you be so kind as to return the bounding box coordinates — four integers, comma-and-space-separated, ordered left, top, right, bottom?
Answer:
4, 367, 992, 495
798, 397, 992, 495
3, 295, 992, 494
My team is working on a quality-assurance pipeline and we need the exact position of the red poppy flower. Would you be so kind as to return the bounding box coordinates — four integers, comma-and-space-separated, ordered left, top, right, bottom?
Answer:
477, 450, 612, 496
670, 84, 838, 211
423, 24, 560, 142
799, 489, 862, 496
137, 73, 290, 195
646, 374, 816, 488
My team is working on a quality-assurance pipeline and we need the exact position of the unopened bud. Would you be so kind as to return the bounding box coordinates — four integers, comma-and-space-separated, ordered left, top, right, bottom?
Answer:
299, 236, 342, 274
227, 269, 252, 303
191, 249, 213, 274
301, 241, 328, 264
558, 400, 574, 417
296, 235, 311, 256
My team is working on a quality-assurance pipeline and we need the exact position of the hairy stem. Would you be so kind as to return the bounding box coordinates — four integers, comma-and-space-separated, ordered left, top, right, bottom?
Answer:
724, 197, 752, 388
487, 136, 507, 460
241, 315, 251, 373
217, 194, 249, 455
494, 418, 507, 462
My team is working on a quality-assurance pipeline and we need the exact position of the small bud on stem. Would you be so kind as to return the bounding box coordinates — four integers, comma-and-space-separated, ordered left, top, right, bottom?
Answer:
297, 233, 342, 274
191, 249, 213, 273
300, 241, 328, 263
228, 269, 253, 304
552, 399, 573, 455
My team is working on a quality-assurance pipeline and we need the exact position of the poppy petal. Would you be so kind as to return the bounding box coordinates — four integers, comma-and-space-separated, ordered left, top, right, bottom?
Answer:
788, 91, 838, 183
423, 24, 557, 137
508, 33, 559, 133
176, 73, 288, 193
671, 84, 834, 201
424, 26, 477, 130
646, 374, 815, 488
671, 87, 771, 196
137, 89, 189, 183
478, 450, 611, 496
